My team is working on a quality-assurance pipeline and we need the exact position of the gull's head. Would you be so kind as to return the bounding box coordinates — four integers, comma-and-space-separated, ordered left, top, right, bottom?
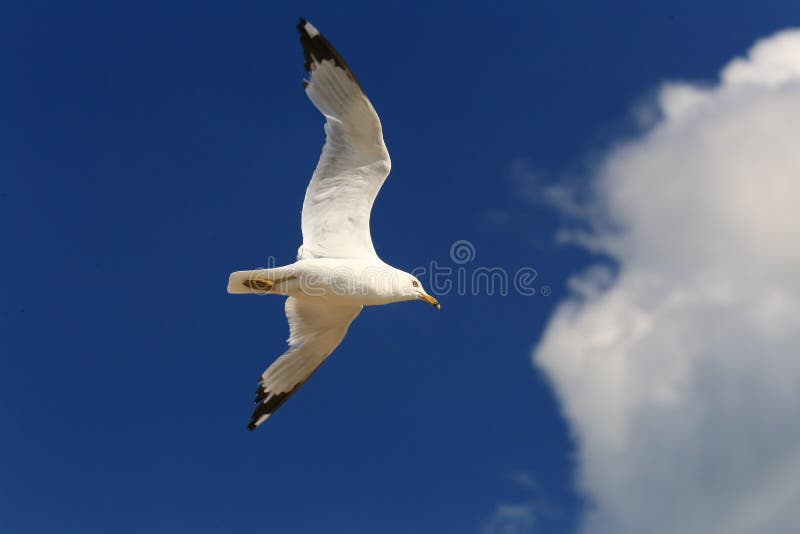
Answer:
400, 274, 440, 309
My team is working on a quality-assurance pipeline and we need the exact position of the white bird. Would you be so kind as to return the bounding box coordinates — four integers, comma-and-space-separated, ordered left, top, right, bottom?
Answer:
228, 19, 440, 430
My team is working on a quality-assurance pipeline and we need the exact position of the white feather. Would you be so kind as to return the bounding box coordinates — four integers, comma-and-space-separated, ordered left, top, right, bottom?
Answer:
299, 60, 391, 260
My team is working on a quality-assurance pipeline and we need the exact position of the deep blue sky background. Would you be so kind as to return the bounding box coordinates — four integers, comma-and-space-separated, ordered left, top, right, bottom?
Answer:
2, 1, 797, 532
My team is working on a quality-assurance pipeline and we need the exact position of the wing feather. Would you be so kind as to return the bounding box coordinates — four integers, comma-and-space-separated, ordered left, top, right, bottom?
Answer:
248, 297, 362, 429
296, 19, 391, 260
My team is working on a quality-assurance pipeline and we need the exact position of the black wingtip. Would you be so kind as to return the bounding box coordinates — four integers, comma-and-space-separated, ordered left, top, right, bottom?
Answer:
295, 18, 363, 90
247, 381, 308, 431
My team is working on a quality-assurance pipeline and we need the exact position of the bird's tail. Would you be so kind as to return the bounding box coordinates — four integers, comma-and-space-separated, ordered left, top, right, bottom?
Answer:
227, 266, 295, 295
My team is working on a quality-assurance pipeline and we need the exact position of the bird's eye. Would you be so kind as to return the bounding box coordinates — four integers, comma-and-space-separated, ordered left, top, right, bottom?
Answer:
411, 280, 419, 288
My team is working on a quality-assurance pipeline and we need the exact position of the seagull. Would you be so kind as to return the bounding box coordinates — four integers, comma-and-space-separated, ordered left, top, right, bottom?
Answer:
228, 19, 440, 430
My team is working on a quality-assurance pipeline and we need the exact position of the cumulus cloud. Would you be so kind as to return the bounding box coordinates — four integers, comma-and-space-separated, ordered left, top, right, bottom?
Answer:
481, 471, 565, 534
534, 29, 800, 534
481, 503, 536, 534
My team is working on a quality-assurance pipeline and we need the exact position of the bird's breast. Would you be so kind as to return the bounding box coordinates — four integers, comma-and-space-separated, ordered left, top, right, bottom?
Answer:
289, 258, 400, 305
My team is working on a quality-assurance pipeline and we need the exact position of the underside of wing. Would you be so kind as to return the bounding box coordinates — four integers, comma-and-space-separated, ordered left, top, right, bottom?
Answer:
296, 19, 391, 261
248, 297, 362, 429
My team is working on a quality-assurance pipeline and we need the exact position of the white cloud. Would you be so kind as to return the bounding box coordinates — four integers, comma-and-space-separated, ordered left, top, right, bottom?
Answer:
481, 503, 536, 534
481, 472, 561, 534
534, 29, 800, 534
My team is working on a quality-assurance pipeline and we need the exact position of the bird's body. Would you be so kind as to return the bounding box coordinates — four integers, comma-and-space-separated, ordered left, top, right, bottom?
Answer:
229, 258, 422, 307
228, 19, 439, 430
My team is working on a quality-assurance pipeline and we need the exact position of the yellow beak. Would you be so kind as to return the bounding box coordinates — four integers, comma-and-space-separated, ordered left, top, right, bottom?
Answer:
420, 294, 441, 309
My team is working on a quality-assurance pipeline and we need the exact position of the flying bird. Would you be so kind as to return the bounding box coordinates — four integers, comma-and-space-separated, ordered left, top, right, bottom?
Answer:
228, 19, 440, 430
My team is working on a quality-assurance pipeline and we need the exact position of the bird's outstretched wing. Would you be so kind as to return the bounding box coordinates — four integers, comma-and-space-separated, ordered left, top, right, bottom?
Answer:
296, 19, 391, 261
249, 297, 362, 429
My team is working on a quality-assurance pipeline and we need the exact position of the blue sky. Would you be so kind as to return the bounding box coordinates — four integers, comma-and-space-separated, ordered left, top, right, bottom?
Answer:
3, 2, 799, 533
